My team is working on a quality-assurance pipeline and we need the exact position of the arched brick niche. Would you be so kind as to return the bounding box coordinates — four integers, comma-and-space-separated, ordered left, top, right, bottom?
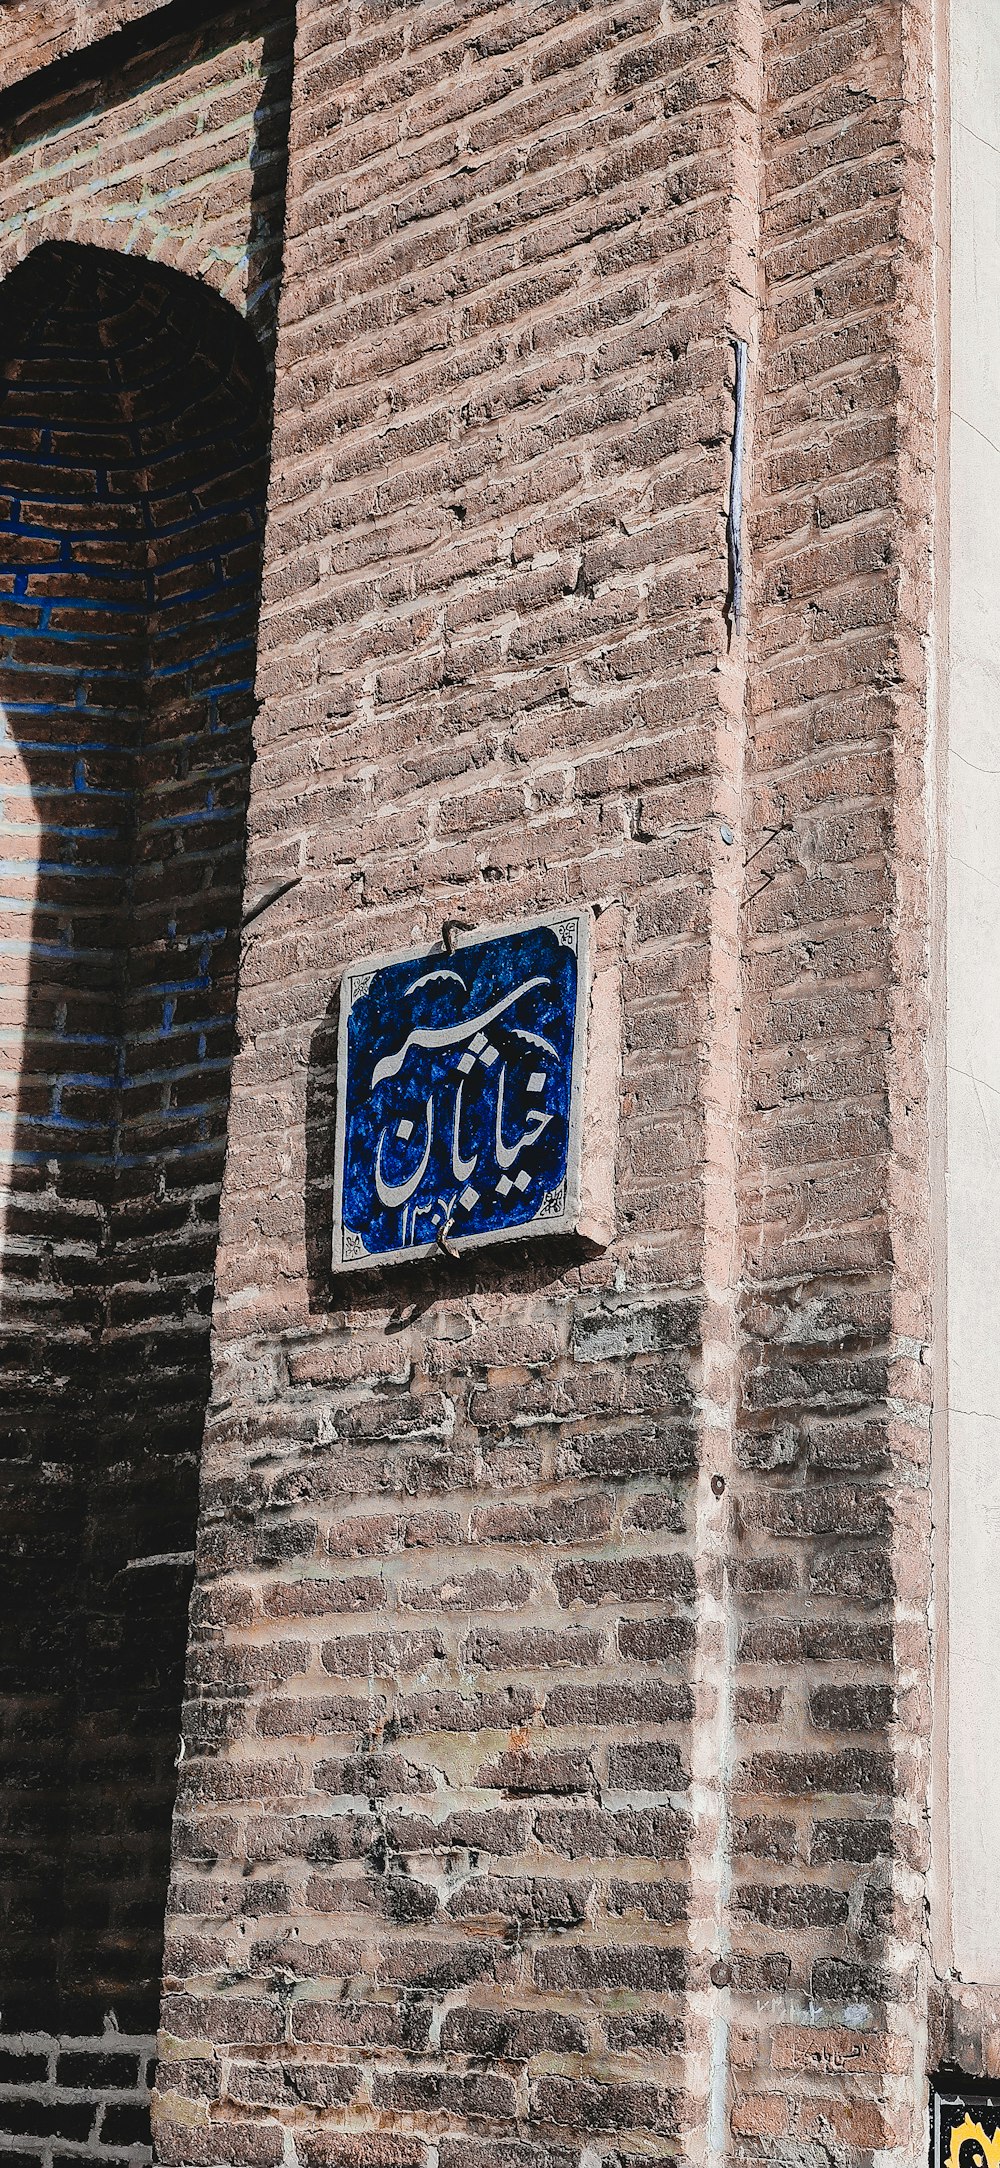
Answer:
0, 240, 267, 2073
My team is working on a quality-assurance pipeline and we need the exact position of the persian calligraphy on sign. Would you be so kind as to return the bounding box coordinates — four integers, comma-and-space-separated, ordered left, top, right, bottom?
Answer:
332, 914, 588, 1270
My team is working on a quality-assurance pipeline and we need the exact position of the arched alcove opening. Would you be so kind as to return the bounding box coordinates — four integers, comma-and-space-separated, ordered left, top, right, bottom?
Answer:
0, 241, 268, 2044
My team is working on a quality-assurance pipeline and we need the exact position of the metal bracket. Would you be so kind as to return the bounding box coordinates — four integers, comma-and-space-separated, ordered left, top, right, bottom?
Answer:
726, 337, 749, 637
441, 918, 474, 955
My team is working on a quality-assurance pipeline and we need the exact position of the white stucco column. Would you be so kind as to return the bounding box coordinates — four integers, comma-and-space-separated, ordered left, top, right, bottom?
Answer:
948, 0, 1000, 1983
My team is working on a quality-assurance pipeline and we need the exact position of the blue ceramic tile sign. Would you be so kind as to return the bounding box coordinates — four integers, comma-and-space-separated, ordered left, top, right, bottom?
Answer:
332, 912, 589, 1270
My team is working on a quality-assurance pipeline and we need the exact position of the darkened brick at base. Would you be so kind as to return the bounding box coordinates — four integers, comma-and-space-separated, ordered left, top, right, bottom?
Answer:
0, 2032, 153, 2168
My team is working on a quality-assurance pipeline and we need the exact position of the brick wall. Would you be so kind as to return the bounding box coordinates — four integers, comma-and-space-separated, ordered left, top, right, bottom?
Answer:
0, 0, 291, 2149
155, 0, 762, 2164
729, 1, 936, 2156
0, 0, 293, 357
0, 3, 171, 93
0, 2, 292, 2146
0, 231, 269, 2066
0, 2032, 154, 2168
150, 0, 942, 2165
0, 0, 947, 2161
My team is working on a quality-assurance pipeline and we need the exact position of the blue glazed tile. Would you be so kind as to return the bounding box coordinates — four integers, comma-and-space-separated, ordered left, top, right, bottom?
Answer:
332, 912, 588, 1269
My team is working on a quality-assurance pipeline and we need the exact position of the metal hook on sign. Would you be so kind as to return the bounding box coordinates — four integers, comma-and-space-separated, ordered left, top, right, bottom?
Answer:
434, 1209, 460, 1262
442, 918, 474, 955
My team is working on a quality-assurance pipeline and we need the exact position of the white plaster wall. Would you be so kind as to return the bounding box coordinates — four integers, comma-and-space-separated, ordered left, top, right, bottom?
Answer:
948, 0, 1000, 1983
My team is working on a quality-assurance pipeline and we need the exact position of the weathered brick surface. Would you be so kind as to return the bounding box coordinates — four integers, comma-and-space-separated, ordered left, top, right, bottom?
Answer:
0, 2, 173, 93
0, 3, 292, 2157
0, 0, 945, 2161
730, 0, 936, 2158
154, 0, 760, 2163
0, 2032, 154, 2168
151, 0, 940, 2154
0, 0, 293, 355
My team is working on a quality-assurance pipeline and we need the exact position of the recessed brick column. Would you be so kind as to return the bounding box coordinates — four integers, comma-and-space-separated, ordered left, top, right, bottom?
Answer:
0, 238, 270, 2160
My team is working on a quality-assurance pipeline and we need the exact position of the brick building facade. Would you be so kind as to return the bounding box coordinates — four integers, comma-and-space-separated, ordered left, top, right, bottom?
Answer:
0, 0, 984, 2161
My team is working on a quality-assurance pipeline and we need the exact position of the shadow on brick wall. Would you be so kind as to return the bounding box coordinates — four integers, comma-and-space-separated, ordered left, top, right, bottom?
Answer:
0, 237, 269, 2038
